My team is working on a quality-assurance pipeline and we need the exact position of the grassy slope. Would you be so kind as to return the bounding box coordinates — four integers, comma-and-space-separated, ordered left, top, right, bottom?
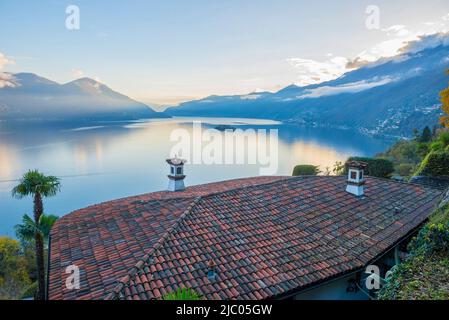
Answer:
378, 205, 449, 300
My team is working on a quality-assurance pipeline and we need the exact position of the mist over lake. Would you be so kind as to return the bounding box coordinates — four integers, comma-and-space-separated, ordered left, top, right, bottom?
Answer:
0, 117, 393, 236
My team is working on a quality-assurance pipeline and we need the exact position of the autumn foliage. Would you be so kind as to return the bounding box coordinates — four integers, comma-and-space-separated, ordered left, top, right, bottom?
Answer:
440, 70, 449, 128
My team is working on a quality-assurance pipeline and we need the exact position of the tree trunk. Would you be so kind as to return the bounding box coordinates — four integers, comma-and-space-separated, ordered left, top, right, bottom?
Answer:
34, 192, 46, 300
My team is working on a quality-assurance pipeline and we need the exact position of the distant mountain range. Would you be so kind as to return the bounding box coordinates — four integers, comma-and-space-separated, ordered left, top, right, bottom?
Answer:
2, 35, 448, 136
0, 73, 167, 122
167, 35, 449, 137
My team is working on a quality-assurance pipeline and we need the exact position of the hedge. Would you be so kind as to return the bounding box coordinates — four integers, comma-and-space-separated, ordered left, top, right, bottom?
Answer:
292, 165, 320, 176
417, 151, 449, 176
345, 157, 394, 178
415, 151, 449, 177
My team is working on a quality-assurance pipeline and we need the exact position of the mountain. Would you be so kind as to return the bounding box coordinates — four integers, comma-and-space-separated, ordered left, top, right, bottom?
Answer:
0, 73, 167, 122
166, 36, 449, 137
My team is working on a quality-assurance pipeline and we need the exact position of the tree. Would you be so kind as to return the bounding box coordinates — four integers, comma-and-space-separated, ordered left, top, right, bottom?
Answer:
420, 126, 432, 143
440, 69, 449, 128
0, 237, 31, 300
14, 214, 58, 299
15, 214, 59, 248
332, 161, 345, 176
12, 170, 60, 300
432, 125, 438, 139
292, 165, 320, 176
413, 128, 420, 141
345, 157, 394, 178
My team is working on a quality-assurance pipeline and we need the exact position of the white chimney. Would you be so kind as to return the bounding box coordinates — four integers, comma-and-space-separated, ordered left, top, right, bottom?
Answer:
346, 161, 367, 197
166, 158, 187, 192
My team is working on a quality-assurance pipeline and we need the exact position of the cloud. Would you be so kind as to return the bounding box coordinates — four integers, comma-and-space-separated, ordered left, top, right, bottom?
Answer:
0, 73, 18, 88
358, 13, 449, 63
286, 56, 353, 86
296, 76, 395, 99
400, 32, 449, 54
287, 12, 449, 87
381, 25, 410, 37
345, 57, 371, 69
240, 94, 261, 100
0, 52, 12, 69
0, 52, 17, 88
356, 38, 414, 62
72, 68, 85, 78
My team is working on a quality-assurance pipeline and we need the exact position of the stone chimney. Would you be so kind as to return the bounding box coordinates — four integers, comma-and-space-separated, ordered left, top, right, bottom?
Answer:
166, 158, 187, 192
346, 161, 367, 197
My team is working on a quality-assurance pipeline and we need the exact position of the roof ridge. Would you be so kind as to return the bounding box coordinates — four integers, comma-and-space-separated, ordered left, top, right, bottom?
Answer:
373, 175, 449, 191
103, 196, 203, 300
59, 177, 288, 218
195, 175, 295, 200
102, 176, 333, 299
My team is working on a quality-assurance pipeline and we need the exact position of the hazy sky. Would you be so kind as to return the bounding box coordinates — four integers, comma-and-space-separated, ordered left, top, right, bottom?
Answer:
1, 0, 449, 107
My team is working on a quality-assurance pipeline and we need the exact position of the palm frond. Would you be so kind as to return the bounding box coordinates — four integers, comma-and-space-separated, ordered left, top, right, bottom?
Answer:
14, 213, 59, 243
11, 170, 61, 198
38, 214, 59, 237
14, 214, 39, 242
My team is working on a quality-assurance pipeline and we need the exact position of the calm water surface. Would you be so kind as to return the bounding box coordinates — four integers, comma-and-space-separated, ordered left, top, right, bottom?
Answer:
0, 117, 394, 236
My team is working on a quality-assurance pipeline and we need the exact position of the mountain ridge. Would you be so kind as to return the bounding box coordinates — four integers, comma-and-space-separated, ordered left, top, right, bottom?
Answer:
0, 73, 168, 122
166, 35, 449, 137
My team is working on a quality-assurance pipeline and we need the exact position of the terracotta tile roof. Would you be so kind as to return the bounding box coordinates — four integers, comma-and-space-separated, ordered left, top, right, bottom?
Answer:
48, 176, 442, 300
48, 176, 289, 300
409, 176, 449, 191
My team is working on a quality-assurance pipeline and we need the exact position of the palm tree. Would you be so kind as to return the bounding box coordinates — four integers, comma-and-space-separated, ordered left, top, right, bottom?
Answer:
12, 170, 60, 300
15, 214, 59, 248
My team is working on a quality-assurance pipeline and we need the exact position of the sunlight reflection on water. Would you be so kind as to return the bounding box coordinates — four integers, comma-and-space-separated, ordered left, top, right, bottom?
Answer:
0, 117, 393, 236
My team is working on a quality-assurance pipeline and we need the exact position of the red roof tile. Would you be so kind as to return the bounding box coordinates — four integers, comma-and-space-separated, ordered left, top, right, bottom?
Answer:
48, 176, 442, 300
48, 176, 288, 300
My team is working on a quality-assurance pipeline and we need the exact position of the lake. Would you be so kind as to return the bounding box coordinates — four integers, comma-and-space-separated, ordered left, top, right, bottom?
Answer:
0, 117, 394, 236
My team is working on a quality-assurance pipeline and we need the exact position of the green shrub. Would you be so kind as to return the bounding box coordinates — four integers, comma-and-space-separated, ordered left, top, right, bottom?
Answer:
0, 237, 32, 300
397, 163, 414, 177
415, 151, 449, 177
21, 281, 37, 299
292, 165, 320, 176
378, 140, 424, 166
345, 157, 394, 178
438, 131, 449, 147
378, 205, 449, 300
416, 142, 430, 158
420, 126, 432, 143
163, 288, 201, 300
430, 141, 444, 152
408, 223, 449, 256
378, 254, 449, 300
430, 204, 449, 225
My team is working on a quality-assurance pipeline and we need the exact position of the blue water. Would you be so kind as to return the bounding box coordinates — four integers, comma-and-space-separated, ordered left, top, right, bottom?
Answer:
0, 117, 393, 236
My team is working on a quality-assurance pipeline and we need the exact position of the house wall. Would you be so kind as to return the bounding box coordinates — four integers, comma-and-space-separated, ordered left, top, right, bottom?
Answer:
293, 274, 368, 300
292, 245, 402, 300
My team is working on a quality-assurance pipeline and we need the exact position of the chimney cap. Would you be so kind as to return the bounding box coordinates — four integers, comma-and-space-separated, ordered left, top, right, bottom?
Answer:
166, 158, 187, 166
346, 160, 368, 170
